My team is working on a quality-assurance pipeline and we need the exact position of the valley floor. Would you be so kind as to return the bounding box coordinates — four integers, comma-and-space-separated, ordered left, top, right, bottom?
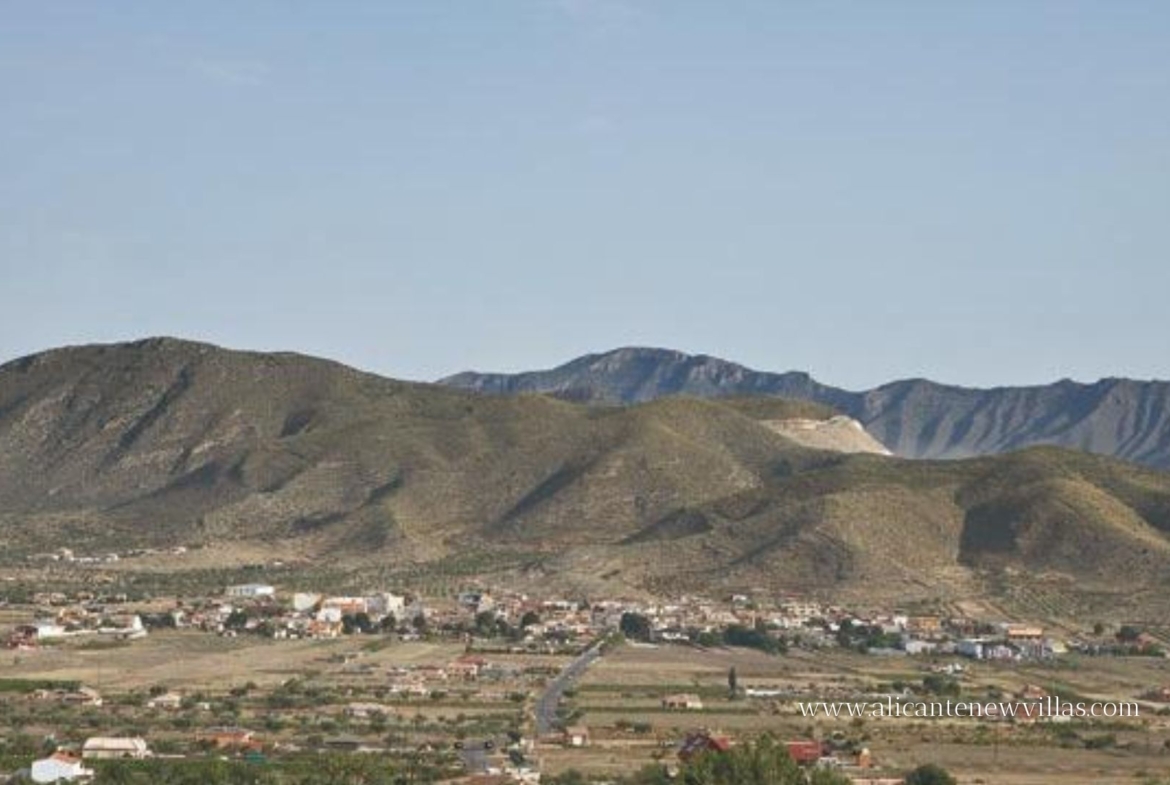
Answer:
3, 630, 1170, 783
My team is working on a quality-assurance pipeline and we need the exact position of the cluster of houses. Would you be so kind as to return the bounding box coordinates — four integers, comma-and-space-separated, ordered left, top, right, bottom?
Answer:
28, 737, 149, 783
25, 545, 191, 566
8, 578, 1166, 672
218, 585, 1164, 668
190, 584, 423, 640
598, 595, 1080, 663
4, 590, 148, 650
29, 686, 104, 708
148, 584, 616, 647
6, 610, 146, 649
891, 620, 1066, 661
468, 727, 882, 784
23, 728, 277, 783
674, 730, 877, 778
379, 655, 531, 699
25, 547, 123, 566
619, 596, 1124, 665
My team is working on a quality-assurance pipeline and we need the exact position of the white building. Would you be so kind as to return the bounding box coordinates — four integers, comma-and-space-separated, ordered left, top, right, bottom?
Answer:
344, 702, 389, 720
225, 583, 275, 599
293, 592, 322, 612
31, 752, 93, 783
745, 687, 785, 698
321, 596, 367, 614
956, 639, 986, 659
34, 620, 67, 639
146, 692, 183, 710
904, 639, 938, 655
366, 592, 406, 617
99, 614, 146, 638
316, 606, 344, 623
81, 737, 150, 760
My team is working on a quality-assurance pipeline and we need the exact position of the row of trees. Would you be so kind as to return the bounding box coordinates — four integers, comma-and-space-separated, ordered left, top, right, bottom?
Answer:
87, 752, 460, 784
339, 609, 545, 641
619, 613, 785, 654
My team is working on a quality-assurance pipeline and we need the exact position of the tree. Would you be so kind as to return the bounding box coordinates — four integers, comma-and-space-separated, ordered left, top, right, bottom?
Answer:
626, 766, 672, 785
722, 624, 781, 654
620, 612, 652, 642
520, 610, 541, 629
1117, 625, 1143, 643
224, 609, 248, 631
547, 771, 590, 785
922, 674, 960, 698
475, 610, 498, 637
808, 769, 853, 785
727, 666, 738, 699
904, 763, 957, 785
341, 612, 375, 635
624, 738, 848, 785
665, 734, 850, 785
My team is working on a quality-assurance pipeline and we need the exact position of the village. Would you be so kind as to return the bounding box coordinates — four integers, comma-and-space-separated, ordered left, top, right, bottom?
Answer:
9, 575, 1167, 663
3, 577, 1170, 783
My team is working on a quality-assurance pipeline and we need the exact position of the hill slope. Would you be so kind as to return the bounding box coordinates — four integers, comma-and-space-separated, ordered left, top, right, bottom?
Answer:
3, 339, 1170, 615
441, 347, 1170, 469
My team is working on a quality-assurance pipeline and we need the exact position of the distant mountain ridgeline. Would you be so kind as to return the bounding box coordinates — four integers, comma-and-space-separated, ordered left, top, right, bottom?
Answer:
441, 347, 1170, 469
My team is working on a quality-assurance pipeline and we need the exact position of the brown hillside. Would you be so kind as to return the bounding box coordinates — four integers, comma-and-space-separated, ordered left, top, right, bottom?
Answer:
3, 339, 1170, 615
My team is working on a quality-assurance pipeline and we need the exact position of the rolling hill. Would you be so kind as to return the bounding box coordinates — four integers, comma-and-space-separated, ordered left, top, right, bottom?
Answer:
441, 347, 1170, 469
3, 338, 1170, 617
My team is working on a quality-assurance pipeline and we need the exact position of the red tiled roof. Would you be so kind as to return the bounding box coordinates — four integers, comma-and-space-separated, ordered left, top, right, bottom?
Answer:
786, 739, 824, 764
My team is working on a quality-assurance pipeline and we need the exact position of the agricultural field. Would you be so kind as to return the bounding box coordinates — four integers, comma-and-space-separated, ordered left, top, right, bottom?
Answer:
540, 643, 1170, 784
3, 576, 1170, 784
0, 630, 554, 782
4, 631, 464, 690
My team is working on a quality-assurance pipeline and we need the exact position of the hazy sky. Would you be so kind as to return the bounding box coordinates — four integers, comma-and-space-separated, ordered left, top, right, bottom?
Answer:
2, 2, 1168, 389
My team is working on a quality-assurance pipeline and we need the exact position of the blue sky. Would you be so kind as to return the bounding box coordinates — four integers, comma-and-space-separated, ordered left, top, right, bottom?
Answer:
2, 1, 1167, 389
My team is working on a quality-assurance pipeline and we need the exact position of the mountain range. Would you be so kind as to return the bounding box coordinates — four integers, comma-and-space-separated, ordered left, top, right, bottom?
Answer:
2, 338, 1170, 619
441, 347, 1170, 469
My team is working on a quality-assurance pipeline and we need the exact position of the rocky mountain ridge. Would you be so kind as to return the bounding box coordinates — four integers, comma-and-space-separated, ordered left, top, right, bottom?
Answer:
442, 347, 1170, 468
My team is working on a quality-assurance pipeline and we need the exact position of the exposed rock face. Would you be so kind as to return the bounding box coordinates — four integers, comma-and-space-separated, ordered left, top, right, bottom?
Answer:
760, 416, 892, 456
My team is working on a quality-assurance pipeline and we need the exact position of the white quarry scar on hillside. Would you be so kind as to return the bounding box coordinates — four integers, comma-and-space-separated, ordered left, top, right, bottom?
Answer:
761, 416, 893, 456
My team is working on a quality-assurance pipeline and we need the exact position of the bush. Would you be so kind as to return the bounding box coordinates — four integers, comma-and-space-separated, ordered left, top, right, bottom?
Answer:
722, 624, 783, 654
922, 674, 961, 698
904, 763, 957, 785
620, 613, 652, 642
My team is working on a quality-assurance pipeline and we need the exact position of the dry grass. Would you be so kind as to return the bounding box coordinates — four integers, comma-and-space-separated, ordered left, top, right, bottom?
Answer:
554, 643, 1170, 783
5, 631, 464, 690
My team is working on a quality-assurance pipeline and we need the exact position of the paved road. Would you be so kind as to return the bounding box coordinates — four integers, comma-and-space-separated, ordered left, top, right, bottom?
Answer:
535, 641, 604, 736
